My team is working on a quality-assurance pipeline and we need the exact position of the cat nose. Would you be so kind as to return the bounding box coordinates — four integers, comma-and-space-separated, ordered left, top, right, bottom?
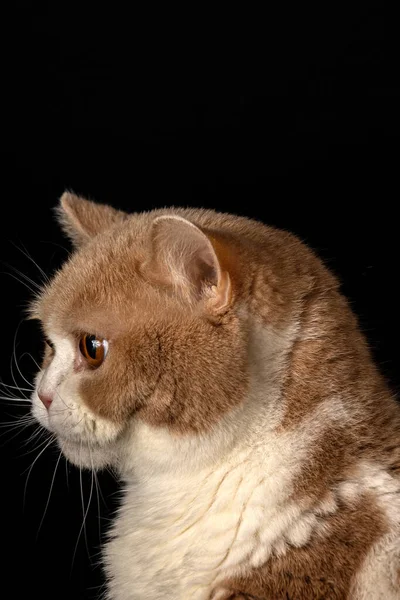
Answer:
38, 390, 53, 410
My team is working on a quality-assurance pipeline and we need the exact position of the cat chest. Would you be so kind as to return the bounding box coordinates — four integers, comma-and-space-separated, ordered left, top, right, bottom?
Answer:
105, 467, 273, 600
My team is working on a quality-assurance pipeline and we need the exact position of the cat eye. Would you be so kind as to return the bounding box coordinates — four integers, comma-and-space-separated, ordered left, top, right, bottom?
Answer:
79, 334, 109, 368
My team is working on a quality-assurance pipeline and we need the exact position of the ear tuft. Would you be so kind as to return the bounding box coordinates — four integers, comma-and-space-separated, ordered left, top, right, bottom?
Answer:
55, 191, 127, 247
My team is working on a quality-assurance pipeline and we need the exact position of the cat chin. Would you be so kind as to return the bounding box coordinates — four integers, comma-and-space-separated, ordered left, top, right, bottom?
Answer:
58, 438, 116, 471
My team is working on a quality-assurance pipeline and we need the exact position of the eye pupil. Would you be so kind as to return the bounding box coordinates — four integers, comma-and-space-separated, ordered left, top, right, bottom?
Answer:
79, 334, 108, 368
86, 335, 98, 360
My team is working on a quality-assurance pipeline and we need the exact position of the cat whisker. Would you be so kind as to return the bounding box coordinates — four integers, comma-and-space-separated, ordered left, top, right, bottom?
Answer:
67, 414, 87, 431
19, 425, 50, 452
48, 405, 77, 416
37, 449, 64, 537
105, 466, 118, 481
89, 443, 103, 543
90, 545, 106, 568
39, 239, 70, 256
0, 424, 34, 443
11, 241, 50, 285
11, 322, 34, 396
1, 409, 34, 421
23, 433, 57, 511
1, 270, 40, 296
0, 387, 20, 400
54, 388, 79, 413
95, 468, 107, 507
0, 397, 32, 406
65, 455, 70, 489
71, 443, 94, 572
87, 580, 108, 600
0, 390, 30, 402
19, 351, 42, 372
97, 515, 115, 523
0, 381, 34, 393
0, 381, 32, 404
0, 387, 32, 399
4, 261, 44, 291
0, 415, 36, 428
0, 416, 38, 445
20, 429, 56, 457
10, 357, 27, 400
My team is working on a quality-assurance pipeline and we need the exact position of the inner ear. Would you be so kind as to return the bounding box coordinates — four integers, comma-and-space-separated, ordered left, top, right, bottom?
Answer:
149, 215, 232, 313
55, 191, 127, 247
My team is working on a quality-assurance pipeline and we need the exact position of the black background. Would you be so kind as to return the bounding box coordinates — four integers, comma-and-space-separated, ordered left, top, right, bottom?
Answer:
1, 3, 399, 599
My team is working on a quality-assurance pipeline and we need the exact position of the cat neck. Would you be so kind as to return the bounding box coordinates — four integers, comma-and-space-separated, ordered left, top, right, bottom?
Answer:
116, 318, 294, 480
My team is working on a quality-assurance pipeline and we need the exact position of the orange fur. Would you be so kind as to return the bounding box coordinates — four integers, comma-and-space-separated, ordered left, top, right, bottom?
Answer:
31, 192, 400, 599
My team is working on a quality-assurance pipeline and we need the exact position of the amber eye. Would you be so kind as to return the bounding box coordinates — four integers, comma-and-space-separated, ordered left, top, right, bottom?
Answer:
79, 334, 109, 368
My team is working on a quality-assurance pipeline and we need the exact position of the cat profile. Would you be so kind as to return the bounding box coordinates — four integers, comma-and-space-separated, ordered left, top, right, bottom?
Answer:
29, 191, 400, 599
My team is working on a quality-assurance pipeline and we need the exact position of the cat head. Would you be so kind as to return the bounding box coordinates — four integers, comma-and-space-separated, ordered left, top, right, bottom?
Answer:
30, 192, 254, 472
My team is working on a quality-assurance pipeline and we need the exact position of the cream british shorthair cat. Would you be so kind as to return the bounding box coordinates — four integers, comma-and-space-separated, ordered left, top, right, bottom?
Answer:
29, 192, 400, 599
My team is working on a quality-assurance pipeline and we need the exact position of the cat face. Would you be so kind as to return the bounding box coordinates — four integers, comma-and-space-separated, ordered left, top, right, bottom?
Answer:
31, 193, 250, 471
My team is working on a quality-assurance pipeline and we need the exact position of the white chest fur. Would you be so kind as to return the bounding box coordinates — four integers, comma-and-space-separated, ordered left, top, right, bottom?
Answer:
103, 421, 319, 600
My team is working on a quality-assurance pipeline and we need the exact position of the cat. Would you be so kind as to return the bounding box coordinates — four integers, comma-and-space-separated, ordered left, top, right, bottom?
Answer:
29, 191, 400, 600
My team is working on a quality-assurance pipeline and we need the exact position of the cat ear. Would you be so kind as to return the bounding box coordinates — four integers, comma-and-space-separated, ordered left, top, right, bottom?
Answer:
55, 191, 127, 247
148, 215, 232, 314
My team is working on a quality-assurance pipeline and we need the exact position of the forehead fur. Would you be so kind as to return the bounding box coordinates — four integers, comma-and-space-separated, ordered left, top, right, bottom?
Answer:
38, 217, 157, 337
37, 203, 333, 334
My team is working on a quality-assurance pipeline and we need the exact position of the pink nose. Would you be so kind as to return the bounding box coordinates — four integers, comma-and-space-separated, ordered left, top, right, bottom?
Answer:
38, 390, 53, 410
